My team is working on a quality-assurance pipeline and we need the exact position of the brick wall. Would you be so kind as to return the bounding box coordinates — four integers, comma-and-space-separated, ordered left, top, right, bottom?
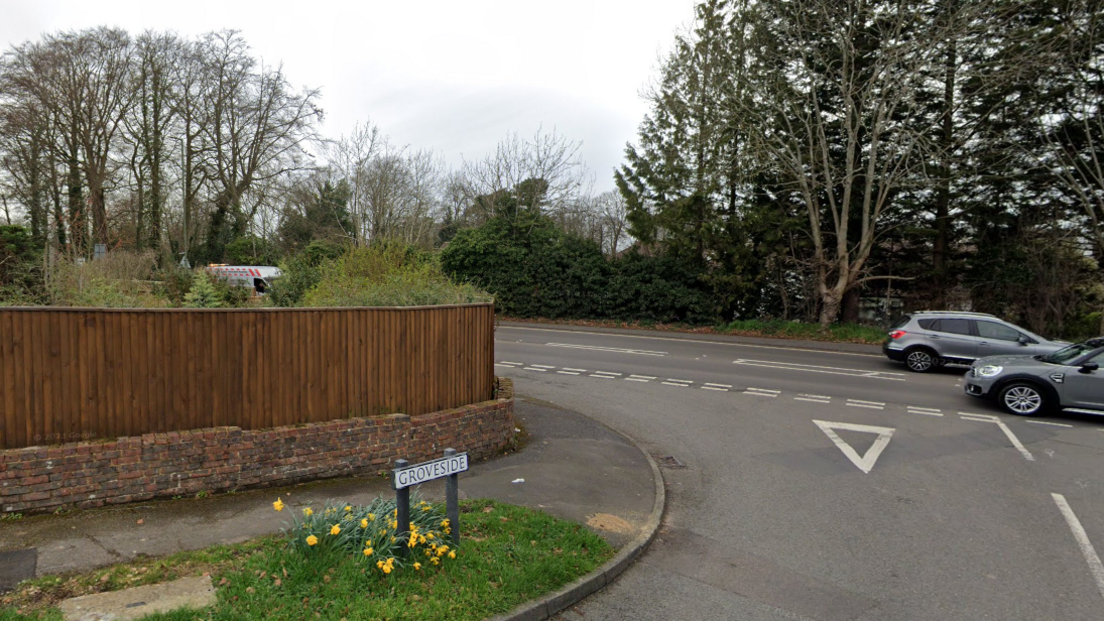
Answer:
0, 398, 514, 516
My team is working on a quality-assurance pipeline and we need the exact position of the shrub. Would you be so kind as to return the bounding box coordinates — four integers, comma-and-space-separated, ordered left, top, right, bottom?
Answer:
302, 242, 491, 307
183, 271, 222, 308
47, 250, 167, 308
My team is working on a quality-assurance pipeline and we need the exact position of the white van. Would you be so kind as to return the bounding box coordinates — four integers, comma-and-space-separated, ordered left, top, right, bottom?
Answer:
205, 265, 283, 295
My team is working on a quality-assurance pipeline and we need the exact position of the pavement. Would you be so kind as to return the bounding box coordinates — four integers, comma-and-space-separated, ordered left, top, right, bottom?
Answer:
0, 398, 665, 620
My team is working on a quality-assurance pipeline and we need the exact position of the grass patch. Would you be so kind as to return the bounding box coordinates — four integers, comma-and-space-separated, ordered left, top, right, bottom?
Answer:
499, 316, 887, 345
0, 500, 613, 621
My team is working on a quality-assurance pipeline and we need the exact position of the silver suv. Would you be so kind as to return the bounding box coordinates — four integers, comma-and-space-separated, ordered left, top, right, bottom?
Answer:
964, 338, 1104, 416
882, 311, 1067, 372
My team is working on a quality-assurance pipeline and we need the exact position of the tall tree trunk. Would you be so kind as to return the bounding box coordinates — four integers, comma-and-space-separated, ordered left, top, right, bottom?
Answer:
932, 4, 958, 308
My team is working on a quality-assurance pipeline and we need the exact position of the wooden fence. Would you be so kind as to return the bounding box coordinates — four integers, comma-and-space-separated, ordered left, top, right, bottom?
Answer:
0, 304, 495, 450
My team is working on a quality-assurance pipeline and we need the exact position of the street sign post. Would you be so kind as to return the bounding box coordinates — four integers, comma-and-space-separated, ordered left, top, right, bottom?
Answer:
392, 450, 469, 554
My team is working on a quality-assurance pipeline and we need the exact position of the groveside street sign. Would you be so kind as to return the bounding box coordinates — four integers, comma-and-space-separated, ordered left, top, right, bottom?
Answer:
392, 449, 468, 554
392, 452, 469, 489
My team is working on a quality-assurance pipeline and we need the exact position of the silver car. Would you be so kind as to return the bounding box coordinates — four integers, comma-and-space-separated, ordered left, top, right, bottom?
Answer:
964, 338, 1104, 416
882, 311, 1067, 372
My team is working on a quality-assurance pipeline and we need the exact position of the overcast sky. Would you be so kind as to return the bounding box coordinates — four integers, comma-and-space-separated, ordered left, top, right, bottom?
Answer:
0, 0, 698, 192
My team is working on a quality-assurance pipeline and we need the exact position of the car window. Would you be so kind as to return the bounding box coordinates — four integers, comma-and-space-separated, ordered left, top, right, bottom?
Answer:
1088, 352, 1104, 365
888, 315, 910, 330
917, 318, 936, 330
936, 318, 972, 336
976, 321, 1021, 342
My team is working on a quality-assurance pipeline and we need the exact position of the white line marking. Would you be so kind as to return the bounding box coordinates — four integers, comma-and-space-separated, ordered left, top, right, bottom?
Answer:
1052, 493, 1104, 601
590, 374, 617, 379
744, 390, 778, 397
704, 382, 733, 388
734, 359, 906, 376
747, 387, 780, 394
529, 364, 556, 369
666, 378, 692, 383
848, 399, 885, 406
702, 386, 729, 392
1025, 420, 1074, 428
591, 371, 622, 376
732, 359, 906, 381
959, 413, 1035, 461
494, 363, 515, 367
629, 374, 656, 380
800, 393, 831, 399
909, 410, 944, 417
499, 361, 523, 366
847, 403, 884, 410
795, 397, 831, 403
556, 371, 580, 376
813, 420, 895, 474
500, 326, 883, 358
662, 382, 690, 387
523, 367, 548, 372
546, 342, 668, 356
563, 367, 588, 372
624, 377, 650, 382
907, 406, 942, 413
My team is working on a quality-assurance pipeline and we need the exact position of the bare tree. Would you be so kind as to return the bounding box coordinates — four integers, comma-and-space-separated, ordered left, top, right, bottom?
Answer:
461, 127, 590, 222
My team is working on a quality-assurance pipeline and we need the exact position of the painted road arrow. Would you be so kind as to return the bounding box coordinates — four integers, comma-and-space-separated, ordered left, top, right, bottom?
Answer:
813, 420, 895, 474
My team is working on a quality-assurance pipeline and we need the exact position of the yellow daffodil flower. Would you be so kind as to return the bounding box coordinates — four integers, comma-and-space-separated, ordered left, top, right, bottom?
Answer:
306, 535, 318, 546
414, 562, 422, 570
448, 551, 456, 559
360, 518, 369, 528
273, 498, 284, 512
330, 524, 341, 536
368, 513, 375, 521
303, 507, 313, 517
363, 547, 373, 557
344, 505, 352, 512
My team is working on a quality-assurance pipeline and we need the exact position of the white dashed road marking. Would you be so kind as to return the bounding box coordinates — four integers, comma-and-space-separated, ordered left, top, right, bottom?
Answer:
590, 371, 622, 379
1025, 420, 1073, 428
556, 371, 580, 376
733, 358, 906, 381
546, 342, 668, 356
907, 406, 943, 417
523, 367, 548, 372
847, 399, 885, 410
744, 388, 779, 397
663, 379, 693, 387
795, 393, 831, 404
625, 374, 656, 383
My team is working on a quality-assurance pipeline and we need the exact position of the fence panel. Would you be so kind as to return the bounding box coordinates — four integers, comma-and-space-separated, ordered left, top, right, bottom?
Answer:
0, 304, 495, 450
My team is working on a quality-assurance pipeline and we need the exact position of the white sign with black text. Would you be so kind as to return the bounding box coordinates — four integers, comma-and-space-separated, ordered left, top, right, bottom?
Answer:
393, 453, 469, 489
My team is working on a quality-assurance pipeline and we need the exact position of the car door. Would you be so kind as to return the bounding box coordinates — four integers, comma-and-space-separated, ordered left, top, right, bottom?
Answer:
1060, 351, 1104, 410
929, 318, 977, 361
976, 320, 1033, 357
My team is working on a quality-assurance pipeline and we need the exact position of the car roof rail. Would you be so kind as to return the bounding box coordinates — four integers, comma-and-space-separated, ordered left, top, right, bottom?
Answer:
914, 310, 998, 318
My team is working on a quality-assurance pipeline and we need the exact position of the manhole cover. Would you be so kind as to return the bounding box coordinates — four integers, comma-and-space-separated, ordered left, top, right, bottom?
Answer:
655, 455, 686, 469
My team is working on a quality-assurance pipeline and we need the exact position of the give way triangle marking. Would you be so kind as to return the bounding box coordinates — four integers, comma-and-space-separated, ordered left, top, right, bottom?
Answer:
813, 419, 895, 474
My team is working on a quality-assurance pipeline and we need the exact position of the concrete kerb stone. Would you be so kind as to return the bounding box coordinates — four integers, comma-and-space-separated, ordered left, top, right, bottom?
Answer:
499, 320, 883, 355
485, 428, 667, 621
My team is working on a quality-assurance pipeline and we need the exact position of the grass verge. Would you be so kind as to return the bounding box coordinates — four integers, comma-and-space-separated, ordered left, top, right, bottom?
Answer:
0, 500, 613, 621
500, 316, 887, 345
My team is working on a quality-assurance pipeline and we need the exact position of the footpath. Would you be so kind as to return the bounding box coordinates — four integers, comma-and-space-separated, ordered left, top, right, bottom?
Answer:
0, 398, 665, 621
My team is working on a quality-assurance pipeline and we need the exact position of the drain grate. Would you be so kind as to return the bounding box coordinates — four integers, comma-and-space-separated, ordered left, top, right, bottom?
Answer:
655, 455, 686, 469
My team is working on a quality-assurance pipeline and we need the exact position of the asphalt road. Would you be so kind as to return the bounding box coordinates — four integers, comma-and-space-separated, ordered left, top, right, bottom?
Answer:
494, 324, 1104, 621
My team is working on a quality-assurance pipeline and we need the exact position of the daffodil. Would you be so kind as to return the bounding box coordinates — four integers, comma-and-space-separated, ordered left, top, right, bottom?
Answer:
440, 519, 450, 527
430, 557, 439, 565
360, 518, 369, 529
448, 550, 456, 559
344, 505, 352, 512
426, 533, 434, 540
413, 562, 422, 570
330, 524, 341, 536
273, 498, 285, 512
306, 535, 318, 546
363, 547, 373, 557
303, 507, 313, 517
368, 513, 375, 521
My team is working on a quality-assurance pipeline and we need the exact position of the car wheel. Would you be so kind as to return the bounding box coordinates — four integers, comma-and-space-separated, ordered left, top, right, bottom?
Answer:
904, 347, 938, 373
998, 382, 1048, 416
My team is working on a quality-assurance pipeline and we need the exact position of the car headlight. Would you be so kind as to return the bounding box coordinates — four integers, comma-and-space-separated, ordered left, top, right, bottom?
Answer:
976, 365, 1003, 377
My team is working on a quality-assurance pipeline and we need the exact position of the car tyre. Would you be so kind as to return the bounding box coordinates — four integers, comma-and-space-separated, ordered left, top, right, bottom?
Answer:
998, 382, 1049, 417
904, 347, 938, 373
